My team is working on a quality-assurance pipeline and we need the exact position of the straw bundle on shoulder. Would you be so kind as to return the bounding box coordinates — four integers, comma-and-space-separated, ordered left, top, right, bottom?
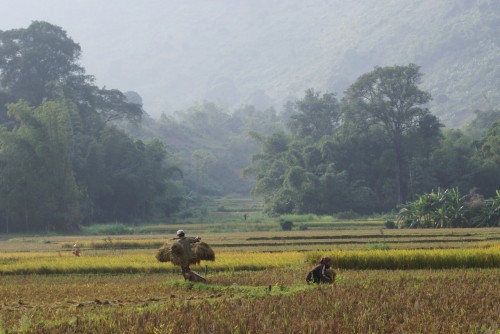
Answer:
155, 243, 171, 262
155, 242, 189, 266
156, 240, 215, 266
192, 242, 215, 261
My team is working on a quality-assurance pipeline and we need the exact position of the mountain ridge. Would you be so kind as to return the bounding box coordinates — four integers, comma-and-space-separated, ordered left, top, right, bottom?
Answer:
2, 0, 498, 126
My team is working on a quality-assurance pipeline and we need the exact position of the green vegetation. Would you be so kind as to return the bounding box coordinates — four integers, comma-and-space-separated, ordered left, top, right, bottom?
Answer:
245, 65, 499, 216
0, 22, 181, 232
0, 21, 499, 234
399, 188, 500, 228
0, 11, 498, 333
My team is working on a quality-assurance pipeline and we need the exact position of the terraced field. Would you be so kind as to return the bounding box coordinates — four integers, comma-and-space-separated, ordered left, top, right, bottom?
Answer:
4, 221, 500, 253
1, 217, 499, 333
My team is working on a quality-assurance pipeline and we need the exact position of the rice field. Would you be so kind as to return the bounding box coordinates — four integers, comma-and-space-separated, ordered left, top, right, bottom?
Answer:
4, 225, 500, 253
1, 268, 499, 333
1, 221, 499, 333
1, 245, 500, 275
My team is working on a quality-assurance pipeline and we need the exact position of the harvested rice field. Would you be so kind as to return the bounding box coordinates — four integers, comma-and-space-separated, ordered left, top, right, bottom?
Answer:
4, 225, 500, 252
1, 224, 499, 333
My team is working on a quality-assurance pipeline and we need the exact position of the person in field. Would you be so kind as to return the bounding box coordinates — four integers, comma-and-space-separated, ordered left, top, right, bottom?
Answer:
175, 229, 201, 279
306, 256, 334, 284
72, 243, 81, 256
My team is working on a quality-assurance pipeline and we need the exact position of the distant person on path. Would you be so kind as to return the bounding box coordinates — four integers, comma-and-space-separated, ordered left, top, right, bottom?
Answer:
306, 256, 334, 284
72, 243, 81, 256
175, 229, 201, 279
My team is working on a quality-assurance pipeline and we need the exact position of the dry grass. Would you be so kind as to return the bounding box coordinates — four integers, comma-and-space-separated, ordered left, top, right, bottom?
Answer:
1, 269, 498, 333
1, 226, 499, 332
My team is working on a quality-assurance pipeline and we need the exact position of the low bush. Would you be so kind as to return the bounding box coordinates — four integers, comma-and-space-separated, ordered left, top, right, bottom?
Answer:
280, 220, 293, 231
384, 220, 397, 229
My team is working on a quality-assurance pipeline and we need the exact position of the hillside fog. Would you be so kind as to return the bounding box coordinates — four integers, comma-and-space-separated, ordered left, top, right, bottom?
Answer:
1, 0, 499, 126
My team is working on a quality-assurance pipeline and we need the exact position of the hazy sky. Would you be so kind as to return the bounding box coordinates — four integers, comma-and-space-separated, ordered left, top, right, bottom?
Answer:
1, 1, 497, 125
1, 1, 128, 77
0, 0, 357, 116
1, 0, 236, 115
0, 0, 420, 116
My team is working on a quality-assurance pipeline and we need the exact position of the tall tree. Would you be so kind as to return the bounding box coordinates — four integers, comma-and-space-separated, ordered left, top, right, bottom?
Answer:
342, 64, 432, 204
287, 89, 340, 140
0, 21, 84, 107
0, 21, 142, 126
0, 100, 81, 232
85, 126, 180, 223
430, 129, 477, 191
472, 120, 500, 197
0, 22, 180, 229
480, 119, 500, 166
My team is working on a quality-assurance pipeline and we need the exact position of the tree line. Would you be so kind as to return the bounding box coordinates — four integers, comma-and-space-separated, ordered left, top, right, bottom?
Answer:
245, 65, 500, 216
1, 21, 498, 232
0, 22, 182, 232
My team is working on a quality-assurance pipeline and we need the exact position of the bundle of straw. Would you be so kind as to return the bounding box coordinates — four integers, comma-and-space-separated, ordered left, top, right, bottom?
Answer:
193, 242, 215, 261
155, 241, 215, 266
155, 243, 171, 262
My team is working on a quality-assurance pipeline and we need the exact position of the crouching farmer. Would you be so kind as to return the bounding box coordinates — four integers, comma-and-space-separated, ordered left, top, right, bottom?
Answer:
306, 256, 335, 284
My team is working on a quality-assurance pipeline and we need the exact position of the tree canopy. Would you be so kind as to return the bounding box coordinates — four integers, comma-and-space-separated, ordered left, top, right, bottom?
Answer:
0, 22, 176, 232
246, 64, 498, 216
0, 21, 498, 230
342, 64, 433, 204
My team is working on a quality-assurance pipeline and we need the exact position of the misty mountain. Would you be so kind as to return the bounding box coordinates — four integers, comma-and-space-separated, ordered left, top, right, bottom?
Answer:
3, 0, 499, 126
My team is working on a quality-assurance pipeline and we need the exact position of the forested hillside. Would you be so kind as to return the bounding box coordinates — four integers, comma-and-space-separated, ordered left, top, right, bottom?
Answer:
121, 65, 500, 217
1, 5, 499, 232
4, 1, 497, 125
0, 22, 179, 232
36, 0, 498, 127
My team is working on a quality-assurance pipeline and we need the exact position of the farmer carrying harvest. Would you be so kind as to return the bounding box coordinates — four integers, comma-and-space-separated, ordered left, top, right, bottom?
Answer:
155, 230, 215, 282
306, 256, 335, 284
175, 229, 201, 279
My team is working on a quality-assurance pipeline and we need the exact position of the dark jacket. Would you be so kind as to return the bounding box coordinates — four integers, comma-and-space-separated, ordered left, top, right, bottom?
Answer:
306, 264, 332, 284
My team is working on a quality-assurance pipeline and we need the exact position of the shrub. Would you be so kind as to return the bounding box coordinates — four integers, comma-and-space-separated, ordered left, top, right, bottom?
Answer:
384, 220, 397, 229
280, 220, 293, 231
398, 188, 500, 228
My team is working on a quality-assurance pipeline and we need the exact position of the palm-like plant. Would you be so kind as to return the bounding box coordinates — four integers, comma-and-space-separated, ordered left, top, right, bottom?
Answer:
470, 190, 500, 227
398, 187, 478, 228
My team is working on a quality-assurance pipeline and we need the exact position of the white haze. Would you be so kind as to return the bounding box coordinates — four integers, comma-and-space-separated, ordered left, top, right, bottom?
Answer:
1, 0, 498, 125
3, 0, 330, 116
